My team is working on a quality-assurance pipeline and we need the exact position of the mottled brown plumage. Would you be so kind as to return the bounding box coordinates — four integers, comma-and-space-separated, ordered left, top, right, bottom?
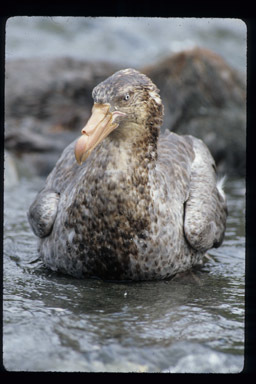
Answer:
28, 68, 227, 280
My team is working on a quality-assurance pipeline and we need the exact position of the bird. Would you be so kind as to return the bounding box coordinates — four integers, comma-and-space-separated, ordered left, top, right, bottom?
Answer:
28, 68, 227, 281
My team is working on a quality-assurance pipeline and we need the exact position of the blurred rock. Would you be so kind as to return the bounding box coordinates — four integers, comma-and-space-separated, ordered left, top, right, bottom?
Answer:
143, 48, 246, 176
5, 57, 119, 176
5, 49, 246, 177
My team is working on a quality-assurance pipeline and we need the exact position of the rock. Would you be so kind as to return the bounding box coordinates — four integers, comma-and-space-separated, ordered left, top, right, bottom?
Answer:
143, 48, 246, 176
5, 57, 119, 176
5, 49, 246, 177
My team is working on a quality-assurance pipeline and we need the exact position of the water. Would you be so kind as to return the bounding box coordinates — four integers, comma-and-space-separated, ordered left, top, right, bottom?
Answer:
3, 176, 245, 372
6, 17, 246, 75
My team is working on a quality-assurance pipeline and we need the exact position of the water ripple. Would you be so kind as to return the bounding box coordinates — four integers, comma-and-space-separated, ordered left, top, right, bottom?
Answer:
3, 177, 245, 372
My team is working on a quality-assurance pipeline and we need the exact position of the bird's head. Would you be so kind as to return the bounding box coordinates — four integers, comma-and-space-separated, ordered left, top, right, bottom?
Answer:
75, 68, 163, 165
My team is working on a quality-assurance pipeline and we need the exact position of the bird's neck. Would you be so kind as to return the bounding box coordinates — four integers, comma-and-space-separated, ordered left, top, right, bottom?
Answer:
108, 121, 160, 169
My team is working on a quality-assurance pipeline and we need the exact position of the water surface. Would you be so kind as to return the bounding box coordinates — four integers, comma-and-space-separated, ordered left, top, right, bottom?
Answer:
3, 176, 245, 372
6, 17, 246, 75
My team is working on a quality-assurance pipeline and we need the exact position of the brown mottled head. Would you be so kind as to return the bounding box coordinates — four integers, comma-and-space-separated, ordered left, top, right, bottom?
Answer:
93, 68, 163, 125
75, 68, 164, 164
93, 68, 157, 102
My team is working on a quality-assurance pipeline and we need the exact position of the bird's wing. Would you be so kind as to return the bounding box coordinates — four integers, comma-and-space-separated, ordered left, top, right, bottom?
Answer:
28, 139, 80, 238
183, 136, 228, 252
157, 131, 195, 203
28, 189, 60, 238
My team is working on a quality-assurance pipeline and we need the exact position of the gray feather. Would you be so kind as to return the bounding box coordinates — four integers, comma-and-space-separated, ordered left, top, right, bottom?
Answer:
27, 69, 228, 280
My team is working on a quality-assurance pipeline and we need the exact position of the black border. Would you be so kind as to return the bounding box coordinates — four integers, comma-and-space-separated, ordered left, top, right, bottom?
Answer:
1, 1, 256, 379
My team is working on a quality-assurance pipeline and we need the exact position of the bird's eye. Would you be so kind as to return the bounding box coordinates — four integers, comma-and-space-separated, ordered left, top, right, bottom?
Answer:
124, 93, 130, 101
